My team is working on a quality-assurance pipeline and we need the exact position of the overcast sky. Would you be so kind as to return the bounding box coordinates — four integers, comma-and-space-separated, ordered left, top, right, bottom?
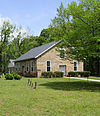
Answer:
0, 0, 79, 36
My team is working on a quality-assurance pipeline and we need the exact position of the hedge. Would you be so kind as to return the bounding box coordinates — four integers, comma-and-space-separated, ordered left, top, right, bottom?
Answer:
41, 71, 64, 78
54, 71, 64, 78
11, 72, 22, 80
5, 72, 22, 80
5, 73, 13, 80
68, 71, 91, 77
41, 72, 54, 78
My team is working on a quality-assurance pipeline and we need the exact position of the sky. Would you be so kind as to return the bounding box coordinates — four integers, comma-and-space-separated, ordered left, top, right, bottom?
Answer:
0, 0, 79, 36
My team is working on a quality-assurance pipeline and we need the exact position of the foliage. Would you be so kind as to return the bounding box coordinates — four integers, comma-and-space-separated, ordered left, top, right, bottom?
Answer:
68, 71, 91, 77
84, 57, 100, 76
0, 75, 2, 78
41, 72, 54, 78
11, 72, 22, 80
5, 72, 21, 80
0, 21, 15, 73
54, 71, 64, 77
0, 20, 28, 73
5, 73, 13, 80
40, 28, 55, 43
50, 0, 100, 76
0, 20, 52, 74
68, 71, 78, 77
41, 71, 63, 78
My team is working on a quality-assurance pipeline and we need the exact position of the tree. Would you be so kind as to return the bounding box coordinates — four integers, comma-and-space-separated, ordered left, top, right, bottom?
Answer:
40, 28, 55, 43
0, 21, 28, 73
0, 21, 15, 73
8, 28, 27, 59
50, 0, 100, 75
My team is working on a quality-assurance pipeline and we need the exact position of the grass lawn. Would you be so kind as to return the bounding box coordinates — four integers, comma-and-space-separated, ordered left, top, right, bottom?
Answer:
66, 76, 100, 80
0, 77, 100, 116
76, 76, 100, 80
88, 77, 100, 80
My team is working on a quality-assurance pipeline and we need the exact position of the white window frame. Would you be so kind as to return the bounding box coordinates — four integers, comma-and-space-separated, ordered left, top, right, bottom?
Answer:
46, 61, 51, 72
31, 61, 34, 72
18, 63, 20, 72
73, 61, 78, 71
26, 62, 29, 72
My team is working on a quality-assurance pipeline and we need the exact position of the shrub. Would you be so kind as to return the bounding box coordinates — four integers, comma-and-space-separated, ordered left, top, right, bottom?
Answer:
68, 72, 74, 77
5, 73, 13, 80
68, 71, 78, 77
11, 72, 22, 80
41, 72, 53, 78
0, 75, 2, 78
68, 71, 91, 77
41, 71, 64, 78
79, 71, 91, 77
54, 71, 64, 78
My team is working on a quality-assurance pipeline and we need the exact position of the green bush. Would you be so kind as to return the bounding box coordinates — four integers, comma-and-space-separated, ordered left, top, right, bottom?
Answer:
68, 71, 77, 77
68, 71, 90, 77
54, 71, 64, 78
0, 75, 2, 78
41, 71, 64, 78
41, 72, 53, 78
5, 73, 13, 80
79, 71, 91, 77
11, 72, 22, 80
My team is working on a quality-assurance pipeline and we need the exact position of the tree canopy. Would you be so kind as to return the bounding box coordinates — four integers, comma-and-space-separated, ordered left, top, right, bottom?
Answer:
50, 0, 100, 61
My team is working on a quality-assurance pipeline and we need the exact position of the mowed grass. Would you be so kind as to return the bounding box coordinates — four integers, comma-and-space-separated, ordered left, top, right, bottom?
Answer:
88, 77, 100, 80
0, 78, 100, 116
78, 76, 100, 80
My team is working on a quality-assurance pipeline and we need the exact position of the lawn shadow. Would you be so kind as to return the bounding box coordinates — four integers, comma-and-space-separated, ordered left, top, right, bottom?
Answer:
39, 80, 100, 92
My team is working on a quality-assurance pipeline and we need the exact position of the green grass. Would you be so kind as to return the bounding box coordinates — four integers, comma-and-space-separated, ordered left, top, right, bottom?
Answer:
0, 77, 100, 116
77, 76, 100, 80
88, 77, 100, 80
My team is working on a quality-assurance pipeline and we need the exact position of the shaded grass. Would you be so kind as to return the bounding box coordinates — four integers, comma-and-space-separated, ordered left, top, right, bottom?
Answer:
0, 78, 100, 116
40, 80, 100, 92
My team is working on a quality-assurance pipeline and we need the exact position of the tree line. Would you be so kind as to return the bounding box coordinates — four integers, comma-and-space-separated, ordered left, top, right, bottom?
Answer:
0, 21, 54, 74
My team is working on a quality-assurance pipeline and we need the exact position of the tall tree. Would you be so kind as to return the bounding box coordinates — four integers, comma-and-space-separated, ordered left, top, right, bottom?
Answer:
0, 21, 15, 73
50, 0, 100, 75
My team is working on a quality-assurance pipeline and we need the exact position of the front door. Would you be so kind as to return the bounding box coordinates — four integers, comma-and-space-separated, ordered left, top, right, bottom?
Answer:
22, 66, 25, 76
59, 65, 66, 75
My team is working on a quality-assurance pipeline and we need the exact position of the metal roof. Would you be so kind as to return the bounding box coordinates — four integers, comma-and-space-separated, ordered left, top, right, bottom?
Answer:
15, 41, 59, 62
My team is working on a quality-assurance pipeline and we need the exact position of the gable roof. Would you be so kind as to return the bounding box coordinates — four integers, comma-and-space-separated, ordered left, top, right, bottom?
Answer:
15, 41, 59, 62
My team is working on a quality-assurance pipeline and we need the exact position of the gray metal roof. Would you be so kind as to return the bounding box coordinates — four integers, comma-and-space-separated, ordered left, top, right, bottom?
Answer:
15, 41, 59, 62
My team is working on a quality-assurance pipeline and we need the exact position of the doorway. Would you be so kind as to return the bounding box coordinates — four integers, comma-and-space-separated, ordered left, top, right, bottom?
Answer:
59, 65, 66, 75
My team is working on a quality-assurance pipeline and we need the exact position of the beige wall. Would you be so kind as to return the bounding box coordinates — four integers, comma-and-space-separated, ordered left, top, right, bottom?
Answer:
37, 46, 83, 77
